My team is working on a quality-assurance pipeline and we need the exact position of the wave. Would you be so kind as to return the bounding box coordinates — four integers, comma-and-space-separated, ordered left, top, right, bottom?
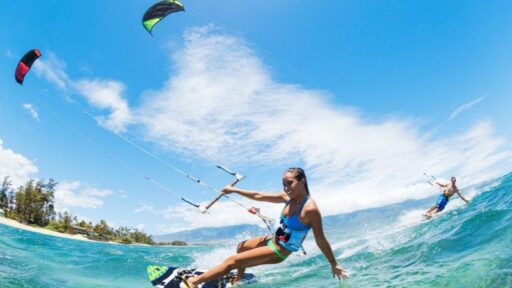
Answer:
0, 172, 511, 287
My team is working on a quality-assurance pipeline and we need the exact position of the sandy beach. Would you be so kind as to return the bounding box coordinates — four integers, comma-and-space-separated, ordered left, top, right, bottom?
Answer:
0, 216, 156, 246
0, 216, 95, 242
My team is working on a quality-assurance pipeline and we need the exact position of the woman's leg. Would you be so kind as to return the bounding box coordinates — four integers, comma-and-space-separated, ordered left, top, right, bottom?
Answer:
186, 243, 285, 288
235, 236, 270, 281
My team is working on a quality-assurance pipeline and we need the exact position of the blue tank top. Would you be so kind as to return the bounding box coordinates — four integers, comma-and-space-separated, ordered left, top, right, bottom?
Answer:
275, 196, 311, 252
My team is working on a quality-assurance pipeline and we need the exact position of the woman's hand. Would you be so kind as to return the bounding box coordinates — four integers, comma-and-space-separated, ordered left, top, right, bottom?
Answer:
221, 185, 238, 195
331, 263, 349, 280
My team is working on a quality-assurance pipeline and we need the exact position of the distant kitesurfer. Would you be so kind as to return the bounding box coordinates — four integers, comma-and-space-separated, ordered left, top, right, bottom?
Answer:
182, 167, 348, 288
423, 176, 469, 219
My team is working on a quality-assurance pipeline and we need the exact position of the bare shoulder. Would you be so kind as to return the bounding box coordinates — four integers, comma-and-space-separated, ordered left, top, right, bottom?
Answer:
304, 197, 321, 215
302, 198, 322, 227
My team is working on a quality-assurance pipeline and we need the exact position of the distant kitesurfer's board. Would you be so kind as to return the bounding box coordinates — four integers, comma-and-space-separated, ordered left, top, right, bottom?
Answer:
422, 212, 443, 220
147, 265, 256, 288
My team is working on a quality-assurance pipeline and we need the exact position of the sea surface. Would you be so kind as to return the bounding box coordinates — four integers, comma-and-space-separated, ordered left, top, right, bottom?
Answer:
1, 173, 511, 288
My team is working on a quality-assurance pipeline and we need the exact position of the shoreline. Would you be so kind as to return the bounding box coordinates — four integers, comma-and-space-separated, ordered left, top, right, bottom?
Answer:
0, 216, 153, 245
0, 216, 96, 243
0, 216, 173, 247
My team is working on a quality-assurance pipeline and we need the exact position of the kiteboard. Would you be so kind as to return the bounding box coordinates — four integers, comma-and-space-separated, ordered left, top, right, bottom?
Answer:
147, 265, 256, 288
423, 212, 444, 220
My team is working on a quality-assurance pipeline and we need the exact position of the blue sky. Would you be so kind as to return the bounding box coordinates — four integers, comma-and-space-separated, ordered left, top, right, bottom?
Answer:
1, 1, 511, 235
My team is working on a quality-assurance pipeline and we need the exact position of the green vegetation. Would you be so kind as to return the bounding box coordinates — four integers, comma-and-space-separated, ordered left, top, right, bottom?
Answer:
156, 240, 188, 246
0, 176, 154, 245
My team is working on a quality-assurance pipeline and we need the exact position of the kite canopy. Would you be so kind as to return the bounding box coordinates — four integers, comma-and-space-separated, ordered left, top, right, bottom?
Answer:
15, 49, 42, 85
142, 0, 185, 35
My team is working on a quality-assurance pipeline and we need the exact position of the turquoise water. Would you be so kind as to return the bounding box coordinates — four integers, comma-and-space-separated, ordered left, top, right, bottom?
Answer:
1, 173, 511, 287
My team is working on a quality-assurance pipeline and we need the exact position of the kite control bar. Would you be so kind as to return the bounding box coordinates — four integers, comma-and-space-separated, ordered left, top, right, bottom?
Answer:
423, 172, 438, 186
200, 166, 245, 213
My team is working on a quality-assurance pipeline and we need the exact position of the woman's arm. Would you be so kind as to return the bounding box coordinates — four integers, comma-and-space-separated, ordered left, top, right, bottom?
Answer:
222, 185, 287, 203
309, 207, 349, 280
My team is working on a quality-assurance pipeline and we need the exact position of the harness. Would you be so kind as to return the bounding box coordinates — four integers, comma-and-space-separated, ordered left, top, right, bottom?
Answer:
274, 196, 311, 252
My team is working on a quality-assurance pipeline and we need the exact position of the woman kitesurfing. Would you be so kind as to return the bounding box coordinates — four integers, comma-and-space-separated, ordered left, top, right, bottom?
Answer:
181, 167, 348, 288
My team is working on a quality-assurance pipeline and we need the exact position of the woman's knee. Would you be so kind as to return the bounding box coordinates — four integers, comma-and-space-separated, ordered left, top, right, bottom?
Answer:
236, 241, 246, 253
223, 255, 238, 270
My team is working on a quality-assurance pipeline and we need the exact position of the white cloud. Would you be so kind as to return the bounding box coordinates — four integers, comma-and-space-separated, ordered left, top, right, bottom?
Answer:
29, 28, 511, 232
134, 202, 155, 213
30, 53, 132, 133
0, 139, 38, 186
22, 103, 40, 121
158, 199, 280, 234
32, 53, 70, 90
54, 181, 112, 211
448, 96, 486, 121
138, 27, 511, 231
74, 79, 133, 133
136, 26, 314, 162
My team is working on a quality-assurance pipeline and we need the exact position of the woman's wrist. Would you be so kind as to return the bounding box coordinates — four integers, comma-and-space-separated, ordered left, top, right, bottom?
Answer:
328, 259, 337, 266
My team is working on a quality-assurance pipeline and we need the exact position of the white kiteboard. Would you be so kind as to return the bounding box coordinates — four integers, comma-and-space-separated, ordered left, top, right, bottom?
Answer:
147, 265, 256, 288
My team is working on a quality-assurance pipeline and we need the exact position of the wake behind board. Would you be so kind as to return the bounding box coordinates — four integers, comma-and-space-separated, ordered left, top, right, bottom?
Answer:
147, 265, 256, 288
422, 212, 444, 220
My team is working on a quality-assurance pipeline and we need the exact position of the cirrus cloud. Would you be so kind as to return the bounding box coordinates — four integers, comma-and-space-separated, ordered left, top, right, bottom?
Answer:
139, 27, 511, 231
30, 27, 512, 232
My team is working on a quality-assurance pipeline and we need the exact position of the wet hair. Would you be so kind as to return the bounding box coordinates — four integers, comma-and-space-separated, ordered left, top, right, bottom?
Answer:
286, 167, 310, 195
451, 176, 456, 182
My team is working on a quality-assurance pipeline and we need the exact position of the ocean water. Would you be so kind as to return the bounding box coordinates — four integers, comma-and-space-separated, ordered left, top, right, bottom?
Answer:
0, 173, 511, 288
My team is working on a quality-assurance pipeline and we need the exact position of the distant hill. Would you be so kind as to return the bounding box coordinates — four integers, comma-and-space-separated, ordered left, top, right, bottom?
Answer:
152, 224, 267, 244
153, 196, 437, 244
321, 197, 434, 234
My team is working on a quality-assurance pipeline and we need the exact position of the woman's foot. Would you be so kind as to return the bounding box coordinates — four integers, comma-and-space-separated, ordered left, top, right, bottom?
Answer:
183, 276, 196, 288
226, 275, 240, 287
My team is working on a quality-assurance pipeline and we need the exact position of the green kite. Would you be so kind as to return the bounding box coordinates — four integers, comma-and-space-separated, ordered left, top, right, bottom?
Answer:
142, 0, 185, 35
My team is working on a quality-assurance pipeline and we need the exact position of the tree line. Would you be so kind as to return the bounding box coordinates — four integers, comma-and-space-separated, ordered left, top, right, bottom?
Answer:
0, 176, 155, 245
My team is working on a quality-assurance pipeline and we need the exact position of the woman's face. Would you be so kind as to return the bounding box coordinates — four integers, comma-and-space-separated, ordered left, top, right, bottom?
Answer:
282, 172, 304, 199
